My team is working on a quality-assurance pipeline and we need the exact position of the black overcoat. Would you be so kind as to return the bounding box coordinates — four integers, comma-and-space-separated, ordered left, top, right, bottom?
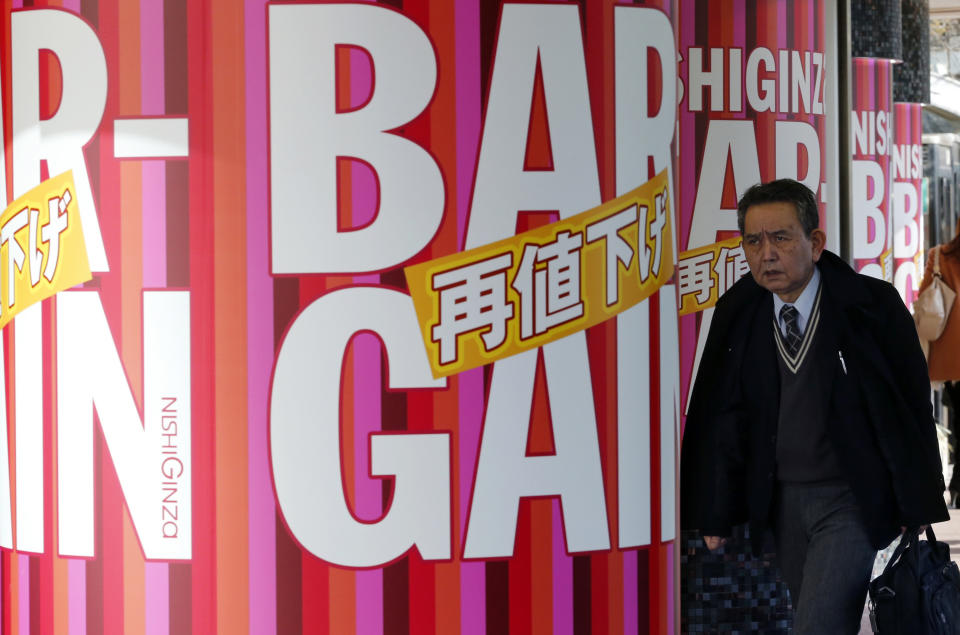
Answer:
680, 249, 949, 554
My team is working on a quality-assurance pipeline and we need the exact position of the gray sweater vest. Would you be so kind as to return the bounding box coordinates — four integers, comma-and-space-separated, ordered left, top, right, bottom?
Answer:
773, 289, 843, 483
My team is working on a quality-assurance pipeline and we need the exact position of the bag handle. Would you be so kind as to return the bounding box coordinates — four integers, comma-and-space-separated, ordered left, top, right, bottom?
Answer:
877, 526, 938, 577
879, 531, 916, 577
935, 246, 943, 277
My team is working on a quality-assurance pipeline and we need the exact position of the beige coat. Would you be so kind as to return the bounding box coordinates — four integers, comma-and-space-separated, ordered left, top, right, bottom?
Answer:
919, 245, 960, 381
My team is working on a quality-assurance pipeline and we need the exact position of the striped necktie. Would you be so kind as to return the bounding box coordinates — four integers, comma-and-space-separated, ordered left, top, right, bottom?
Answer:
779, 305, 803, 357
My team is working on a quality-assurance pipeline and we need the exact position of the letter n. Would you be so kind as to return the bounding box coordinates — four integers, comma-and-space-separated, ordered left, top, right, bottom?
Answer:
56, 290, 191, 560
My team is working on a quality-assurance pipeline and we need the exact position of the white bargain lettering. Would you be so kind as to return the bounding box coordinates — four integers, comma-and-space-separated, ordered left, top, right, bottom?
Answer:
268, 3, 680, 564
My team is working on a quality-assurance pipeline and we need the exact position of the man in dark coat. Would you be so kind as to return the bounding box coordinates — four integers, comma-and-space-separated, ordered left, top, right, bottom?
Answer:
680, 179, 949, 634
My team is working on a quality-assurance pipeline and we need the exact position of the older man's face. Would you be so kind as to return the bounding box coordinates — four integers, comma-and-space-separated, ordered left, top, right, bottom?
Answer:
742, 201, 826, 303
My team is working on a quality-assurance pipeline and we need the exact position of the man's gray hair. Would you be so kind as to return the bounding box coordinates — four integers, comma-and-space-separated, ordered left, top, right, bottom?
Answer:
736, 179, 819, 236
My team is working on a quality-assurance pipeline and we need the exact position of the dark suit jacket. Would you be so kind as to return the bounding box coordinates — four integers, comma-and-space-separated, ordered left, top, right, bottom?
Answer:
680, 250, 949, 553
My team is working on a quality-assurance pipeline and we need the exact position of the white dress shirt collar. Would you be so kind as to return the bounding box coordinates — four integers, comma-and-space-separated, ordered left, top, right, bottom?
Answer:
772, 265, 821, 336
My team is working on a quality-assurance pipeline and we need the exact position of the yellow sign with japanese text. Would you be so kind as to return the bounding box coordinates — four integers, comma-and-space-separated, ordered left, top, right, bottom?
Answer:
406, 170, 674, 378
676, 236, 749, 316
881, 247, 893, 282
0, 171, 92, 329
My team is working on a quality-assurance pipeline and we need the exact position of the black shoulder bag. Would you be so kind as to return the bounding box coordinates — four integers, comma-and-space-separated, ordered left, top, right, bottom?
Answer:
868, 526, 960, 634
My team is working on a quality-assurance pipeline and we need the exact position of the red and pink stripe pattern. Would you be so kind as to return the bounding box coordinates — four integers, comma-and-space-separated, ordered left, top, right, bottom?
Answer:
676, 0, 829, 418
892, 101, 924, 308
851, 56, 895, 280
0, 1, 679, 633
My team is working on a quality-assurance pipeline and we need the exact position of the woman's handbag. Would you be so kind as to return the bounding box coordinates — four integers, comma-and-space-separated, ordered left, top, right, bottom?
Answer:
915, 247, 956, 341
868, 526, 960, 634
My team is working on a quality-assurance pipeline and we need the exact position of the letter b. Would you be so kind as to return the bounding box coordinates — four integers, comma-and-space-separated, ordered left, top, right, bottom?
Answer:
852, 160, 887, 260
893, 181, 919, 256
269, 4, 444, 274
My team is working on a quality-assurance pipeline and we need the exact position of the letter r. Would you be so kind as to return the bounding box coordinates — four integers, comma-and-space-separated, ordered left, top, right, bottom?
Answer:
12, 10, 109, 272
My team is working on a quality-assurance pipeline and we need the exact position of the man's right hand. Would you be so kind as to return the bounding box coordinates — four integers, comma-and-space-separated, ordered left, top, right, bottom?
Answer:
703, 536, 728, 551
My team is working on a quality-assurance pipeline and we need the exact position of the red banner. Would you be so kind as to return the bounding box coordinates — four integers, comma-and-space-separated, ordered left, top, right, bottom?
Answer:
892, 102, 924, 308
0, 2, 682, 634
851, 57, 895, 281
676, 0, 832, 412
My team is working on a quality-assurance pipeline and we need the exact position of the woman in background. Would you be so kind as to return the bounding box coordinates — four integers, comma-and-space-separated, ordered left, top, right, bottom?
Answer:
919, 228, 960, 507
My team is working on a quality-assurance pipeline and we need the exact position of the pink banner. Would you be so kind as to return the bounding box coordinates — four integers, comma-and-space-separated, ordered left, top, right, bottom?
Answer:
0, 2, 682, 633
676, 0, 830, 412
892, 101, 924, 308
851, 57, 895, 281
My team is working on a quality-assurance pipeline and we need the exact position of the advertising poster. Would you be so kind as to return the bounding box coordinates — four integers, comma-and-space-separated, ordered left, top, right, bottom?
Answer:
675, 0, 832, 413
0, 2, 682, 634
676, 1, 838, 629
851, 57, 895, 281
892, 101, 924, 308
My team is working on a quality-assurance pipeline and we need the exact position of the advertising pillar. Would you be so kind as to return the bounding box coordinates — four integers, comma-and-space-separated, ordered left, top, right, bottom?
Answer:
0, 2, 682, 634
892, 102, 925, 308
677, 0, 837, 630
851, 57, 895, 281
676, 0, 833, 407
